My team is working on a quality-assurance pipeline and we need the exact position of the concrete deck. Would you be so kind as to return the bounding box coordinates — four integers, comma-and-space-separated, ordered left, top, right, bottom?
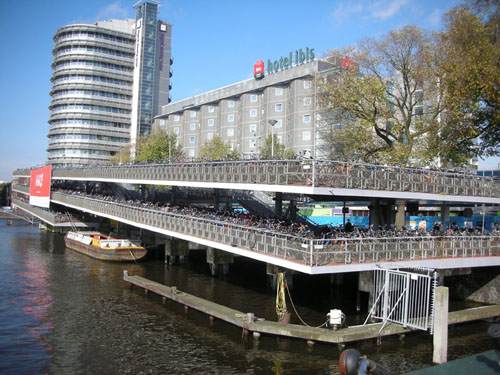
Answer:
123, 271, 500, 345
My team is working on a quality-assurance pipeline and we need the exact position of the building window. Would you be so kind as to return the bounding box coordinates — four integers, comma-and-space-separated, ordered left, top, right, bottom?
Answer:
208, 105, 215, 113
189, 149, 195, 157
275, 88, 283, 96
304, 80, 311, 89
227, 114, 234, 122
207, 132, 213, 140
303, 114, 311, 123
208, 119, 214, 127
304, 97, 312, 106
303, 131, 311, 141
249, 124, 257, 132
275, 119, 282, 128
190, 123, 196, 130
228, 100, 235, 108
249, 109, 257, 117
159, 119, 165, 126
190, 111, 196, 118
227, 128, 234, 137
174, 127, 179, 134
250, 94, 257, 102
275, 103, 282, 112
249, 139, 257, 148
189, 136, 195, 143
174, 115, 180, 122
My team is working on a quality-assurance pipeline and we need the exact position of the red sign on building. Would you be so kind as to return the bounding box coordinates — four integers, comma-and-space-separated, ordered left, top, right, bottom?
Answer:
254, 60, 264, 79
342, 56, 355, 70
29, 165, 52, 208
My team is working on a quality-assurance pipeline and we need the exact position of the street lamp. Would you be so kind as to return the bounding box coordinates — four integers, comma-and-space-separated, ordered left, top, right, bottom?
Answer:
269, 119, 277, 159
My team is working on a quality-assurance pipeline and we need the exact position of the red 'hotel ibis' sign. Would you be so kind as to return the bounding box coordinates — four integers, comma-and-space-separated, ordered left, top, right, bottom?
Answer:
29, 165, 52, 208
254, 60, 264, 79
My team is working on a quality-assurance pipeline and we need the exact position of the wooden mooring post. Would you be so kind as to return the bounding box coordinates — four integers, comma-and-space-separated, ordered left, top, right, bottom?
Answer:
433, 286, 449, 365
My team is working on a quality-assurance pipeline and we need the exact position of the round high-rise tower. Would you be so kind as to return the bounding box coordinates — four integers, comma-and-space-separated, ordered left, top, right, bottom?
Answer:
47, 20, 135, 166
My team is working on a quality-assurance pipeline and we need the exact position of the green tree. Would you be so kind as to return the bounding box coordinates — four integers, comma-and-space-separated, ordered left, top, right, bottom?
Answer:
136, 128, 184, 162
319, 26, 456, 166
437, 2, 500, 158
110, 142, 136, 165
259, 134, 295, 159
198, 137, 238, 161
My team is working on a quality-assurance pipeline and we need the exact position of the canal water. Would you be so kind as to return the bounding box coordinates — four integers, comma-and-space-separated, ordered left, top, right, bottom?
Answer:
0, 220, 495, 374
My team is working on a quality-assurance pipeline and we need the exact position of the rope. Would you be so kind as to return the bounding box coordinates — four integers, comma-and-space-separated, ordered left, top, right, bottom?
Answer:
285, 280, 327, 328
275, 273, 288, 321
128, 248, 138, 264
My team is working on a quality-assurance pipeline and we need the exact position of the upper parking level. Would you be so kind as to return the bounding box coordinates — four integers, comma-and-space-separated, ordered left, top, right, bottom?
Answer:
14, 159, 500, 204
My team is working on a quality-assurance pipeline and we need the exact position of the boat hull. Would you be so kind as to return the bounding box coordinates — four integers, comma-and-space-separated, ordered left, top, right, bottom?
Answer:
64, 233, 147, 261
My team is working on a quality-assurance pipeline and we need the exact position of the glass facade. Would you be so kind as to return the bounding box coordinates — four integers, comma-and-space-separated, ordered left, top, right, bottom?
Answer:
47, 21, 135, 166
47, 0, 172, 166
132, 0, 172, 139
135, 1, 157, 137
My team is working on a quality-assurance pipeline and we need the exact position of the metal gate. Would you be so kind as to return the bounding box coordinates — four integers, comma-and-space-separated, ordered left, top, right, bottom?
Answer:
364, 266, 437, 335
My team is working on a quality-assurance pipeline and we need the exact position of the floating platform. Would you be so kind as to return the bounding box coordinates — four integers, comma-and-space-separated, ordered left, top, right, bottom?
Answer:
407, 350, 500, 374
123, 271, 500, 346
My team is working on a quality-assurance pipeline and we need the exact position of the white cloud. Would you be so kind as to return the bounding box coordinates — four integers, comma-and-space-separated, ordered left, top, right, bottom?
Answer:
330, 0, 412, 25
370, 0, 411, 20
330, 2, 364, 24
95, 1, 130, 22
427, 8, 443, 28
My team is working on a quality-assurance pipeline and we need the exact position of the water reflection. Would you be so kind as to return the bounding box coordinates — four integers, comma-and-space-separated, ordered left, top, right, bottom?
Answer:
0, 223, 496, 374
18, 253, 54, 346
0, 222, 53, 373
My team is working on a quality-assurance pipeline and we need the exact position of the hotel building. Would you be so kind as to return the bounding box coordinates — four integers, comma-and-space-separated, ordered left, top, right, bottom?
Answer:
154, 57, 337, 159
47, 0, 172, 166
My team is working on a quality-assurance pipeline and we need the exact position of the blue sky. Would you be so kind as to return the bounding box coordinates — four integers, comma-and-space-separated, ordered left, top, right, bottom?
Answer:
1, 0, 498, 181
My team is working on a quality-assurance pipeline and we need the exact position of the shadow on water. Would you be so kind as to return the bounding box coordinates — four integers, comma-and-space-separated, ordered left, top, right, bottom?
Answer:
0, 222, 497, 374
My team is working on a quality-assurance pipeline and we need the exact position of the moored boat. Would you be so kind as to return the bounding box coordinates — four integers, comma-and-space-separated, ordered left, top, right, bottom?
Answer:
64, 231, 147, 261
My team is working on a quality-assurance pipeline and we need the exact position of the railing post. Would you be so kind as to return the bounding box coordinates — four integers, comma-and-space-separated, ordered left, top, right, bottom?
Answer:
311, 160, 316, 187
310, 239, 314, 266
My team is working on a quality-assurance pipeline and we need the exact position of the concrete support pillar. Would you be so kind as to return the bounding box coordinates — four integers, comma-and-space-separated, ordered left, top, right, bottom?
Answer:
151, 185, 156, 202
214, 190, 220, 211
266, 264, 294, 291
289, 200, 297, 222
441, 205, 450, 229
225, 193, 233, 212
395, 200, 406, 230
358, 271, 374, 313
165, 239, 189, 265
433, 286, 449, 365
275, 192, 283, 219
170, 186, 176, 203
206, 247, 233, 276
369, 199, 381, 229
386, 202, 396, 227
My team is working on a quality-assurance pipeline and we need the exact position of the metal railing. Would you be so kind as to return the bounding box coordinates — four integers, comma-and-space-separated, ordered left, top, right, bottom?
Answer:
366, 267, 435, 334
12, 184, 29, 194
12, 198, 68, 224
14, 160, 500, 198
50, 192, 500, 267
